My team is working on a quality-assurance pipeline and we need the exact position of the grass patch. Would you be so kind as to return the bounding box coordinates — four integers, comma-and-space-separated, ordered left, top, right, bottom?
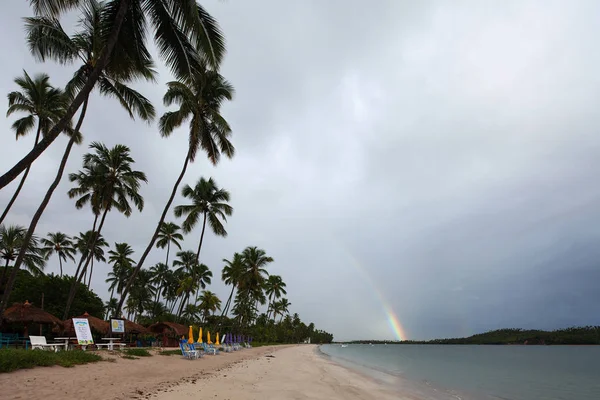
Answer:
0, 348, 102, 373
123, 348, 152, 357
122, 355, 139, 360
158, 349, 181, 356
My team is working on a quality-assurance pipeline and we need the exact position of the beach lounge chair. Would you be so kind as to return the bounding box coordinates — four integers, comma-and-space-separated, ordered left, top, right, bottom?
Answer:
179, 341, 200, 359
202, 342, 217, 355
29, 336, 60, 352
188, 343, 204, 358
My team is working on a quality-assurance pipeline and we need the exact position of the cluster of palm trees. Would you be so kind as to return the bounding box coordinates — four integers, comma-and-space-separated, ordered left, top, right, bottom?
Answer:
0, 0, 235, 315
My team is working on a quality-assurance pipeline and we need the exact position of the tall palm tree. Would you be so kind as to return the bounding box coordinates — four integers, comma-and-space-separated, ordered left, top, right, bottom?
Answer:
0, 224, 46, 284
264, 275, 286, 320
41, 232, 76, 277
174, 177, 232, 260
155, 222, 183, 266
0, 0, 158, 313
0, 71, 68, 225
127, 268, 155, 321
117, 66, 235, 314
106, 242, 135, 300
173, 250, 212, 309
63, 142, 147, 319
197, 290, 221, 322
276, 298, 291, 323
239, 246, 273, 303
149, 262, 169, 305
219, 253, 244, 318
1, 0, 225, 189
74, 230, 108, 287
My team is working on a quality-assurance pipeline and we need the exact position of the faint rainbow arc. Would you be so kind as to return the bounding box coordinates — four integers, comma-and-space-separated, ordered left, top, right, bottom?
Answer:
342, 250, 408, 341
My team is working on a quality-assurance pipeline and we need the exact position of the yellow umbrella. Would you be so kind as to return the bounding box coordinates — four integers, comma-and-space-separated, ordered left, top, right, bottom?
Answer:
215, 332, 220, 346
197, 327, 203, 343
207, 331, 212, 344
188, 325, 194, 344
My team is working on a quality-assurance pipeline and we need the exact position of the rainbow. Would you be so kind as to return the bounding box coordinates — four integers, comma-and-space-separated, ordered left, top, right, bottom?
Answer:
342, 249, 408, 341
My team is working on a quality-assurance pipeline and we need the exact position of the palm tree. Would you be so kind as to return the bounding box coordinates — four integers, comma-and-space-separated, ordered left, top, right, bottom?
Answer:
181, 303, 200, 322
1, 0, 225, 189
239, 246, 273, 305
277, 298, 291, 323
104, 297, 118, 319
197, 290, 221, 322
41, 232, 76, 277
0, 0, 158, 313
127, 268, 155, 321
149, 262, 169, 305
155, 222, 183, 266
174, 177, 232, 260
219, 253, 244, 318
106, 242, 135, 300
0, 224, 46, 284
74, 230, 108, 287
264, 275, 287, 320
173, 250, 212, 311
0, 71, 68, 225
118, 66, 235, 313
63, 142, 147, 319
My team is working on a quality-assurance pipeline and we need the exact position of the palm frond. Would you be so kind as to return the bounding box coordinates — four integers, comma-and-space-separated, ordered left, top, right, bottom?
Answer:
11, 116, 37, 139
24, 16, 78, 64
98, 77, 156, 121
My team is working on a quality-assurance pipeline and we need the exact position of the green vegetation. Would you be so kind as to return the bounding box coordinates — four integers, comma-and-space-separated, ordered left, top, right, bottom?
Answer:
158, 350, 181, 356
123, 348, 152, 357
0, 0, 333, 346
351, 326, 600, 345
0, 349, 102, 373
122, 355, 138, 360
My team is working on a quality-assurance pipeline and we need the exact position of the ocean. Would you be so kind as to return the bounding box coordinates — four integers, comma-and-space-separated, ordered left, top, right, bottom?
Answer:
319, 344, 600, 400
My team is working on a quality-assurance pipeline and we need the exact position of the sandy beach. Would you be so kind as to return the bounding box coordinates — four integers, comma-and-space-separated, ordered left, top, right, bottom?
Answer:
0, 345, 406, 400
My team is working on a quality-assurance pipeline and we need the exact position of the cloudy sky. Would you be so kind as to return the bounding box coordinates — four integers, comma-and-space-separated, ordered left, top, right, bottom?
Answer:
2, 0, 600, 341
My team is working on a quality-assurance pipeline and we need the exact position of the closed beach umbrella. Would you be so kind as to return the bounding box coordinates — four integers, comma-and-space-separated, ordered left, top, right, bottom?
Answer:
215, 332, 220, 345
198, 327, 203, 343
188, 325, 194, 343
207, 331, 211, 344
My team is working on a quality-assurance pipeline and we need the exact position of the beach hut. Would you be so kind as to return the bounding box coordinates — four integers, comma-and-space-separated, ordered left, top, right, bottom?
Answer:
2, 301, 63, 338
148, 322, 187, 347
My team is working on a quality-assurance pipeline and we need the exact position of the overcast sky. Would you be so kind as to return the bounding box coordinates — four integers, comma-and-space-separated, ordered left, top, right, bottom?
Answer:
1, 0, 600, 341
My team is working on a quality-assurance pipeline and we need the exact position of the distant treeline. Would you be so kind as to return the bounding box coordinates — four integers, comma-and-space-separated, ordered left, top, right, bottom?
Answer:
349, 326, 600, 345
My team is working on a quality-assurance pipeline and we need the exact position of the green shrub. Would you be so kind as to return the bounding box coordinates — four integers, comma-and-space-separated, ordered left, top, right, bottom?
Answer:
158, 349, 181, 356
0, 349, 102, 373
123, 348, 152, 357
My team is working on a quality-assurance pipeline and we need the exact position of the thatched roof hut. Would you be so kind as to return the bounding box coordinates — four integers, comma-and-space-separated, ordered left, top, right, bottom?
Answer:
63, 312, 109, 335
148, 321, 187, 336
123, 319, 148, 334
3, 301, 63, 326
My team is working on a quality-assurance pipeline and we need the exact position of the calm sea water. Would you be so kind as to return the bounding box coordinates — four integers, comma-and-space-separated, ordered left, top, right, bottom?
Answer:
319, 344, 600, 400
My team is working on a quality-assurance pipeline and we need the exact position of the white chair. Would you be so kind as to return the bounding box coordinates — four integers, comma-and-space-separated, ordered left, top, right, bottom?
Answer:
29, 336, 60, 352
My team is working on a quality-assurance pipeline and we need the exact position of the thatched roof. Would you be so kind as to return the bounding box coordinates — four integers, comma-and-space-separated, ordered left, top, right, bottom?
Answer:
3, 301, 63, 326
148, 321, 187, 336
123, 319, 148, 334
63, 312, 109, 334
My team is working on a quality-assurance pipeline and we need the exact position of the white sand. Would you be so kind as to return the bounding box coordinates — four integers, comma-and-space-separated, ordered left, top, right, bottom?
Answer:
153, 345, 411, 400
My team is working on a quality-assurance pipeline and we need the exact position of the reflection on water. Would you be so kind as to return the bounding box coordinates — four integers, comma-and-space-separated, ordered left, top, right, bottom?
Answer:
319, 344, 600, 400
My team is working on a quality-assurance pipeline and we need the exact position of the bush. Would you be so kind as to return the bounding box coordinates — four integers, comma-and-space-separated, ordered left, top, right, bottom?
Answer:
0, 348, 102, 373
158, 350, 181, 356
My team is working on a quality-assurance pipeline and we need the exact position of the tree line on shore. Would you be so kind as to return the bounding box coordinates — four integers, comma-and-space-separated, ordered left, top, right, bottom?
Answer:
0, 0, 333, 344
350, 327, 600, 345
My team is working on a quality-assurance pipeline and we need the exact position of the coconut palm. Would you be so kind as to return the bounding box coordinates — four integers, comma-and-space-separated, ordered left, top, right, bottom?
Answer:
40, 231, 76, 277
74, 230, 108, 287
118, 66, 235, 313
197, 290, 221, 322
0, 224, 46, 283
1, 0, 225, 189
174, 177, 232, 260
149, 262, 169, 304
219, 252, 244, 318
106, 242, 135, 300
181, 303, 200, 322
276, 298, 291, 323
127, 268, 155, 320
0, 0, 158, 313
0, 71, 68, 225
155, 222, 183, 266
264, 275, 286, 320
63, 142, 147, 319
239, 247, 273, 303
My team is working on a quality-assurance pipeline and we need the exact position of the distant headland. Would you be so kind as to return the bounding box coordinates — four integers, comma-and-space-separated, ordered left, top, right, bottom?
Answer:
347, 326, 600, 345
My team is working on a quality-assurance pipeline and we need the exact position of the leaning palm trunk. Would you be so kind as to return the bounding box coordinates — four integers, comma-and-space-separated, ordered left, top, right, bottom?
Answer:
117, 147, 192, 314
0, 100, 88, 314
195, 213, 207, 260
0, 0, 131, 190
63, 208, 109, 320
0, 125, 42, 225
216, 285, 236, 332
